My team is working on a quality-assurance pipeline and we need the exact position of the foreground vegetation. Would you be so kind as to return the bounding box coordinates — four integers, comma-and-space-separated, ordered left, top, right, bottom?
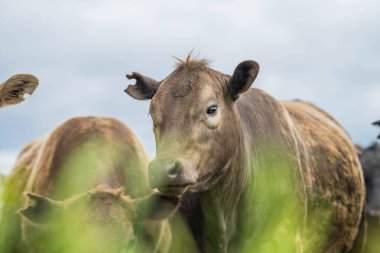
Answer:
0, 144, 378, 253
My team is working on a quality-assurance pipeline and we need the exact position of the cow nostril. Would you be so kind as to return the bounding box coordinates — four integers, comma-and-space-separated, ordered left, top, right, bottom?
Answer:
166, 163, 179, 178
166, 161, 184, 179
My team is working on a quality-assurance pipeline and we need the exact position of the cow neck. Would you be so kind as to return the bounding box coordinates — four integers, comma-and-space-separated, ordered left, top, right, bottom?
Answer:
204, 112, 248, 214
217, 147, 245, 202
196, 116, 248, 252
189, 146, 237, 194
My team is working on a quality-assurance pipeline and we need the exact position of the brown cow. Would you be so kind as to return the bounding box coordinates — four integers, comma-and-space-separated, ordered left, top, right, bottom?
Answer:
0, 74, 39, 108
0, 116, 179, 253
125, 56, 365, 253
18, 188, 179, 253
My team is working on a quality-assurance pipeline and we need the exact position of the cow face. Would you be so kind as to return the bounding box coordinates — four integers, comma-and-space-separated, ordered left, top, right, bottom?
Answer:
125, 59, 259, 195
360, 144, 380, 217
0, 74, 39, 108
19, 189, 179, 253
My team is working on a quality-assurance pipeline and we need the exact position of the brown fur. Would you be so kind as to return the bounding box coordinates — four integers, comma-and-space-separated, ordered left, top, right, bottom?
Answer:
1, 116, 176, 253
126, 56, 365, 253
0, 74, 39, 108
283, 100, 364, 252
19, 187, 177, 253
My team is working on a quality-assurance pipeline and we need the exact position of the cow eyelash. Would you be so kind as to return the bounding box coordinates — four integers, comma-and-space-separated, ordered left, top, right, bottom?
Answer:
206, 104, 218, 116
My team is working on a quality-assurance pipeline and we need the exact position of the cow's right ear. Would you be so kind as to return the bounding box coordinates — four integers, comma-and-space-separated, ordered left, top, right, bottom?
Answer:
124, 72, 161, 100
18, 193, 62, 224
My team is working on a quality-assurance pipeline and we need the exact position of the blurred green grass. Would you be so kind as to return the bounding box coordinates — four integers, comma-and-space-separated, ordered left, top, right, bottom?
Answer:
0, 138, 198, 253
0, 141, 378, 253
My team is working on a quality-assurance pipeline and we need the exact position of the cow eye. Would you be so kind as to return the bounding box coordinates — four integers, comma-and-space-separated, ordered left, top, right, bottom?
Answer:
206, 105, 218, 116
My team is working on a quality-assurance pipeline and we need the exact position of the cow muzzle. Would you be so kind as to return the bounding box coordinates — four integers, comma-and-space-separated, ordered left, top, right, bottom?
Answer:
148, 158, 197, 196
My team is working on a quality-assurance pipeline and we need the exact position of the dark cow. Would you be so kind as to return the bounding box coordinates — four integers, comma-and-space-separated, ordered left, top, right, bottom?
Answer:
373, 121, 380, 139
361, 143, 380, 217
351, 142, 380, 253
0, 74, 39, 108
0, 116, 178, 253
125, 56, 365, 253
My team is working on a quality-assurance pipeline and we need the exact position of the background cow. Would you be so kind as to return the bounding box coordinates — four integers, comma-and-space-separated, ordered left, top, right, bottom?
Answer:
373, 121, 380, 139
0, 74, 39, 108
0, 116, 179, 253
125, 56, 365, 253
357, 143, 380, 253
361, 143, 380, 218
19, 188, 180, 253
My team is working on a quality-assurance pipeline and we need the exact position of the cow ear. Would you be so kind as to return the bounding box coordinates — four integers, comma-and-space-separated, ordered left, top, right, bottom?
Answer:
227, 61, 259, 101
124, 72, 160, 100
18, 193, 62, 224
0, 74, 39, 107
373, 120, 380, 139
134, 193, 179, 220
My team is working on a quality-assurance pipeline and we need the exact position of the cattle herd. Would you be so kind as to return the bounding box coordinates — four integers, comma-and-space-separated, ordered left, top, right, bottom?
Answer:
0, 57, 379, 253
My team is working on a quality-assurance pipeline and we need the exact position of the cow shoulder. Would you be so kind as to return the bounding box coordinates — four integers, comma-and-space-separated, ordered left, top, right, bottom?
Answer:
28, 117, 150, 198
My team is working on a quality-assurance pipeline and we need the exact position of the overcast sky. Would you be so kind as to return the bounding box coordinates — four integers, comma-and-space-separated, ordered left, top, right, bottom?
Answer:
0, 0, 379, 174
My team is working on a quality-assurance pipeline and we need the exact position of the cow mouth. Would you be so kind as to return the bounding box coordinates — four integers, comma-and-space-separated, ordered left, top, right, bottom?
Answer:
157, 185, 189, 196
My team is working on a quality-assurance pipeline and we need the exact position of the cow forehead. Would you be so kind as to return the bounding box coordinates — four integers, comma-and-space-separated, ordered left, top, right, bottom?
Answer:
151, 84, 221, 132
151, 73, 220, 113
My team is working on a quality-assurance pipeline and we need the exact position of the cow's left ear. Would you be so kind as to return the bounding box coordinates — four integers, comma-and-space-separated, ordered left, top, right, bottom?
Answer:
0, 74, 39, 107
124, 72, 161, 100
18, 193, 62, 224
134, 193, 180, 220
227, 60, 259, 101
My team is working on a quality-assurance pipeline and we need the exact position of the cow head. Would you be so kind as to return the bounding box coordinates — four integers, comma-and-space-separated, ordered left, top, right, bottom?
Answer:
19, 189, 179, 252
125, 57, 259, 195
0, 74, 39, 108
360, 144, 380, 217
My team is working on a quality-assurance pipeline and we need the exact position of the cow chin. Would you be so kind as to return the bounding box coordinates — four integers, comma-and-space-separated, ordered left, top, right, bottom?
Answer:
157, 185, 189, 196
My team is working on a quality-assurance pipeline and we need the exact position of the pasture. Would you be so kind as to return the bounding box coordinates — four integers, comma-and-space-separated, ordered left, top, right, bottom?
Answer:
1, 137, 379, 253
